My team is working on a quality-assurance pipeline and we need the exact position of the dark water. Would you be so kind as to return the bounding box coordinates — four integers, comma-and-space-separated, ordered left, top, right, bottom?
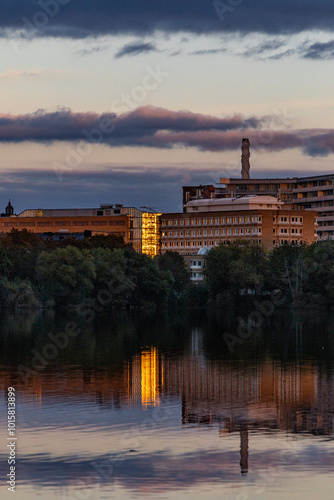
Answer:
1, 307, 334, 500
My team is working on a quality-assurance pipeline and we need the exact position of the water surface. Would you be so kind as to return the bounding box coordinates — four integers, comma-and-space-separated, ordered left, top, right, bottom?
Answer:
0, 308, 333, 499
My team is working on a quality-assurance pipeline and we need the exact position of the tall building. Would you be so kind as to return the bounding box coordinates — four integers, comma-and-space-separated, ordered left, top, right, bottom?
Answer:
183, 138, 334, 240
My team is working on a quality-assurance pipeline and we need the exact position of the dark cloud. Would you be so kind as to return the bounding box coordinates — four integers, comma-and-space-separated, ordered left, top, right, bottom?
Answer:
1, 107, 334, 158
0, 165, 231, 213
2, 1, 334, 40
1, 163, 333, 214
115, 42, 157, 58
0, 106, 268, 144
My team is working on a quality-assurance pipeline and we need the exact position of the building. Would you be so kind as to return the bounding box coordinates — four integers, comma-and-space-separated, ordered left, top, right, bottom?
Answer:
0, 202, 162, 257
183, 139, 334, 240
184, 248, 209, 282
161, 195, 318, 254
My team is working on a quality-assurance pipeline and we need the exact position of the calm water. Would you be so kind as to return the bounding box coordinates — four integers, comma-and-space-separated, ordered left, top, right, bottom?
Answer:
1, 308, 334, 500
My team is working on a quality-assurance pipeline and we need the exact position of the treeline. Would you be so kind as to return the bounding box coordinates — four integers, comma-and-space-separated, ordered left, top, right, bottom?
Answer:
0, 229, 191, 309
1, 230, 334, 309
204, 240, 334, 307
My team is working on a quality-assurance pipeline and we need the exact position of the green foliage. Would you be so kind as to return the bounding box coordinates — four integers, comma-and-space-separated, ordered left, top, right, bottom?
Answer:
155, 251, 190, 294
3, 229, 334, 309
204, 242, 268, 299
36, 247, 96, 307
0, 278, 40, 308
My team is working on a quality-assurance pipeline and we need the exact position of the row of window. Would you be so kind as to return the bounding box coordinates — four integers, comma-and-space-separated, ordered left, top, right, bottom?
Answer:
190, 272, 203, 279
163, 238, 262, 248
273, 216, 303, 223
273, 240, 305, 246
163, 216, 262, 227
190, 261, 203, 267
163, 227, 261, 238
273, 228, 303, 235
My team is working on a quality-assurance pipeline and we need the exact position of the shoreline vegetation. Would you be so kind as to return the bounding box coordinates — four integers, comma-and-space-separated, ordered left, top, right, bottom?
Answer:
0, 229, 333, 310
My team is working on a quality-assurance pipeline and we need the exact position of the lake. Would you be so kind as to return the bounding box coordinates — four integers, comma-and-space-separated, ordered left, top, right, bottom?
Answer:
1, 307, 333, 499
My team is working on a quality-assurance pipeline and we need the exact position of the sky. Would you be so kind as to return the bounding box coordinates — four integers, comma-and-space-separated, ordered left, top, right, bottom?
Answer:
1, 0, 334, 213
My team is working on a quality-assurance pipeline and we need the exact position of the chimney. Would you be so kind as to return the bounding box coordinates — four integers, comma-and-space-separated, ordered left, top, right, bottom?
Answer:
241, 138, 250, 180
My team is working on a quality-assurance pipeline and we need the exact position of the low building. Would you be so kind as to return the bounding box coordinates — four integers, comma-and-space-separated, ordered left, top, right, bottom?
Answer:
161, 196, 318, 254
184, 247, 209, 282
0, 202, 162, 256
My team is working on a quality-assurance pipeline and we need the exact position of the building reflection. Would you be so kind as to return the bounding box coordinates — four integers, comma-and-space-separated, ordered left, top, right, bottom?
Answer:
1, 336, 334, 454
127, 347, 163, 407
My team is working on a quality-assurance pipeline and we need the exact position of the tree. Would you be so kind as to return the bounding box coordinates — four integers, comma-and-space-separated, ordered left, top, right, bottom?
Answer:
155, 251, 190, 294
204, 242, 267, 300
268, 244, 310, 303
36, 246, 96, 306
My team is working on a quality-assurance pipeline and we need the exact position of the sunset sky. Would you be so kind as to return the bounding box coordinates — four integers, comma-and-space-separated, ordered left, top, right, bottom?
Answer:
1, 0, 334, 212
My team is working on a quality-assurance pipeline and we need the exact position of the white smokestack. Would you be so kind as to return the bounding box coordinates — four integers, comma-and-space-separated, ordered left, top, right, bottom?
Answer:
241, 138, 250, 180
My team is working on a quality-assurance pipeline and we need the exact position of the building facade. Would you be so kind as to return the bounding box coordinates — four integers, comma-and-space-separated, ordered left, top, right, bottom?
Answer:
161, 196, 318, 254
0, 203, 162, 256
183, 175, 334, 240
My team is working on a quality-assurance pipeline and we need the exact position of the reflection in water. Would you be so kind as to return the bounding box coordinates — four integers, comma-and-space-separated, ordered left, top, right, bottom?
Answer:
0, 308, 334, 499
128, 347, 162, 408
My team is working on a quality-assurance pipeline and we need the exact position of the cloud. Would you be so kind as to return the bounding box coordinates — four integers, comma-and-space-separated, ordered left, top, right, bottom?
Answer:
302, 40, 334, 59
3, 1, 334, 40
0, 106, 268, 143
189, 48, 226, 56
241, 38, 288, 58
76, 43, 110, 57
2, 163, 334, 214
115, 42, 157, 58
0, 106, 334, 158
